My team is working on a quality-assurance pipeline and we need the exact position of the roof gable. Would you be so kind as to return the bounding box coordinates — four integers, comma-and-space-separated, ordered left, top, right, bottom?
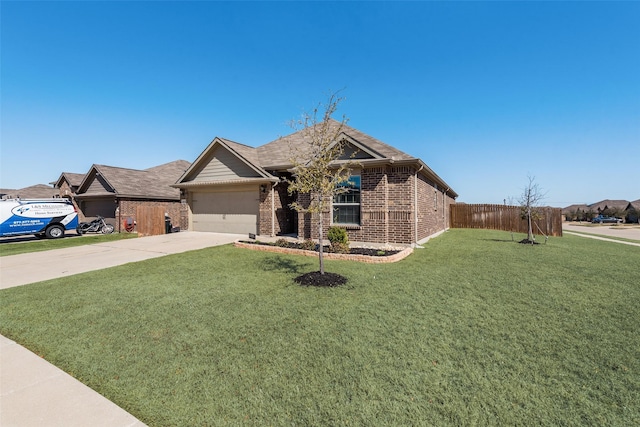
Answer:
589, 199, 629, 211
53, 172, 86, 189
256, 120, 413, 168
77, 161, 189, 200
176, 137, 273, 185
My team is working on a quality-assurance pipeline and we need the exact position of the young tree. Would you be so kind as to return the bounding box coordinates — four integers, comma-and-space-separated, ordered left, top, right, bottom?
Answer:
287, 92, 357, 275
519, 176, 546, 244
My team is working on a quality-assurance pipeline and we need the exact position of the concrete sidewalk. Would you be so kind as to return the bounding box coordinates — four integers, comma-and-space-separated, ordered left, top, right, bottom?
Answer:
0, 231, 246, 426
562, 223, 640, 247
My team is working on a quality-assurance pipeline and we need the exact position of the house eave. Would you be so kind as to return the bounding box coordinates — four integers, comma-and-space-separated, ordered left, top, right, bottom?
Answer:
171, 177, 278, 189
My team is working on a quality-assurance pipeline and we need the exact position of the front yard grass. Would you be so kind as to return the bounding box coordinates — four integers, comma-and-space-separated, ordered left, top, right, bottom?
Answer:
0, 232, 138, 257
1, 229, 638, 425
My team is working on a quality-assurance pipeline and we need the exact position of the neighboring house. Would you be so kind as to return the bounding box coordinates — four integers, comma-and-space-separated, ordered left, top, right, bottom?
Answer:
74, 160, 191, 231
562, 199, 640, 222
52, 172, 86, 218
1, 184, 59, 200
53, 172, 86, 198
173, 121, 458, 245
589, 199, 629, 217
625, 199, 640, 223
562, 204, 590, 221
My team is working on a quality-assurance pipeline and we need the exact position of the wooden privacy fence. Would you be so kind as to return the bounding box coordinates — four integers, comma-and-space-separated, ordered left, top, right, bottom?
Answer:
136, 206, 166, 237
450, 204, 563, 237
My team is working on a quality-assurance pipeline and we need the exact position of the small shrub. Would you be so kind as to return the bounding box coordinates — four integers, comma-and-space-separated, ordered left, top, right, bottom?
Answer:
330, 241, 350, 254
328, 226, 350, 254
275, 238, 290, 247
327, 226, 349, 245
300, 239, 316, 251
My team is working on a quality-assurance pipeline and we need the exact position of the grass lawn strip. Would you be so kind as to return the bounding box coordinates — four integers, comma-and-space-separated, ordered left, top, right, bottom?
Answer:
0, 233, 138, 257
0, 230, 638, 425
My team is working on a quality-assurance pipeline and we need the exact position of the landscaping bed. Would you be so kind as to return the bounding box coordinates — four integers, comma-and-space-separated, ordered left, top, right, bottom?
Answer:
235, 240, 413, 263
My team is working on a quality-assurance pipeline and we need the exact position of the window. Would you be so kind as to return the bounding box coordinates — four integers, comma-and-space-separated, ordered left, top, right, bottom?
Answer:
333, 175, 361, 225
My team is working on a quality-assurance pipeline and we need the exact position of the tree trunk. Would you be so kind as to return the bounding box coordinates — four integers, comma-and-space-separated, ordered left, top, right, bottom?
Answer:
527, 207, 534, 243
318, 206, 325, 274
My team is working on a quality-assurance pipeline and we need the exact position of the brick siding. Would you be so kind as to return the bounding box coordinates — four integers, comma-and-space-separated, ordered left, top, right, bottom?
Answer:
291, 165, 452, 245
56, 181, 84, 221
258, 182, 297, 236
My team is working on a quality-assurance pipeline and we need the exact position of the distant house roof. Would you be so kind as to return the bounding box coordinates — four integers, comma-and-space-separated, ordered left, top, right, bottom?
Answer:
175, 120, 458, 198
589, 199, 629, 212
627, 199, 640, 211
562, 204, 589, 215
52, 172, 86, 190
76, 160, 191, 200
1, 184, 58, 200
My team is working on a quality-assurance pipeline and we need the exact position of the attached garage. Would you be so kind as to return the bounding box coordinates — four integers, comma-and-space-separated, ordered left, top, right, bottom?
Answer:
191, 186, 259, 234
80, 197, 117, 224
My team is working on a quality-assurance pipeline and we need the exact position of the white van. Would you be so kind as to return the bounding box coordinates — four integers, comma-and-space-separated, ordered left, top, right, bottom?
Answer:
0, 199, 79, 239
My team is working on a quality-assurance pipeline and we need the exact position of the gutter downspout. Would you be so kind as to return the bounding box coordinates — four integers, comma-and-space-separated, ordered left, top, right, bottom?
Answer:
414, 165, 424, 248
443, 187, 449, 230
271, 181, 280, 237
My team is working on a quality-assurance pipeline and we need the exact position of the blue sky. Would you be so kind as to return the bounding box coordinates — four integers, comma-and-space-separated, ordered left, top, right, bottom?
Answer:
2, 1, 638, 207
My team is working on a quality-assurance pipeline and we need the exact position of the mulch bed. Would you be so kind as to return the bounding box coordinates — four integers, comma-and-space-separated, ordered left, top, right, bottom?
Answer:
518, 239, 540, 245
238, 240, 401, 257
293, 271, 348, 287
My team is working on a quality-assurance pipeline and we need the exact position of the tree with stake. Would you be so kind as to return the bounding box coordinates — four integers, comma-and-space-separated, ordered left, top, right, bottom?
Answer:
287, 92, 358, 277
519, 176, 546, 244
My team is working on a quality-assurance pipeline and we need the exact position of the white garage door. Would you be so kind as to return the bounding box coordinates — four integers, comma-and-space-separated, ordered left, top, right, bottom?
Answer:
191, 188, 259, 234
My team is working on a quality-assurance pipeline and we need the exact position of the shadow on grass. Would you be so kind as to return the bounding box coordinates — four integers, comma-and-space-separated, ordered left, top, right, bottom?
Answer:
260, 255, 310, 274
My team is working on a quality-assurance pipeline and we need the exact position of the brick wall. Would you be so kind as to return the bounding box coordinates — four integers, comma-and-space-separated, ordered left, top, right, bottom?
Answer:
289, 166, 453, 245
57, 181, 84, 221
258, 182, 296, 236
386, 166, 415, 244
117, 199, 186, 233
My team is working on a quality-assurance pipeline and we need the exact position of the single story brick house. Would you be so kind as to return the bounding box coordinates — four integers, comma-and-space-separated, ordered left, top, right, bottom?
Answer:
72, 160, 191, 231
174, 121, 457, 246
52, 172, 86, 217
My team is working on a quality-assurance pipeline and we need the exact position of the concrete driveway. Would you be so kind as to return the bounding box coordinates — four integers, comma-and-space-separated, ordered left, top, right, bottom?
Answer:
0, 231, 246, 289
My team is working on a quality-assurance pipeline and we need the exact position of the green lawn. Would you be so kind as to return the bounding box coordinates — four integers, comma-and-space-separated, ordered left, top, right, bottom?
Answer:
1, 229, 638, 426
0, 232, 138, 257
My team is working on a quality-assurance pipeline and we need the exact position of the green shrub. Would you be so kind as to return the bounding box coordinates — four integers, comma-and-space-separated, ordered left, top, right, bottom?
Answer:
330, 241, 350, 254
327, 226, 349, 245
327, 226, 350, 254
300, 239, 316, 251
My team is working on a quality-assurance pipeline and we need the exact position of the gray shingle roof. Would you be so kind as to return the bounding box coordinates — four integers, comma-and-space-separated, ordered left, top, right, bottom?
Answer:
256, 119, 414, 168
562, 204, 590, 214
589, 199, 630, 212
53, 172, 86, 189
79, 160, 190, 200
2, 184, 58, 199
176, 120, 457, 198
